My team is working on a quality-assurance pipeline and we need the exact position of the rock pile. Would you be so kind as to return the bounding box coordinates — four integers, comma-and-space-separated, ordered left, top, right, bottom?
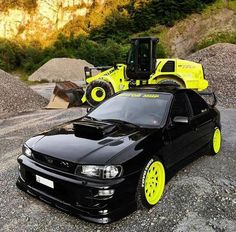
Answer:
187, 43, 236, 108
28, 58, 99, 82
0, 69, 48, 118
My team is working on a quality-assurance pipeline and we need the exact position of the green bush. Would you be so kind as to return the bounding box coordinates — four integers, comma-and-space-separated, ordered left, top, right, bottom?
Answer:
193, 32, 236, 51
0, 34, 131, 75
89, 10, 133, 43
0, 39, 23, 71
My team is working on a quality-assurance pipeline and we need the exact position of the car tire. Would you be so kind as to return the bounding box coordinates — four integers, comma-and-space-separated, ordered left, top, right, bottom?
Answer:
208, 127, 222, 156
158, 79, 184, 88
136, 157, 165, 209
86, 80, 114, 107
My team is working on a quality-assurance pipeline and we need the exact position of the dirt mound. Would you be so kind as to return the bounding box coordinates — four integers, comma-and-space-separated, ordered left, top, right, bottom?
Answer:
28, 58, 98, 82
187, 43, 236, 108
0, 69, 48, 117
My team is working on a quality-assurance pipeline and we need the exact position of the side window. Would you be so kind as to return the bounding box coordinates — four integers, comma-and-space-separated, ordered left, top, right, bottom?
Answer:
161, 61, 175, 72
170, 93, 190, 119
187, 91, 208, 116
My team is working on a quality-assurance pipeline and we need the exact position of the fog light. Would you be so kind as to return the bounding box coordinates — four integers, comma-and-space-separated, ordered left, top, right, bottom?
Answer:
99, 209, 108, 214
98, 189, 115, 196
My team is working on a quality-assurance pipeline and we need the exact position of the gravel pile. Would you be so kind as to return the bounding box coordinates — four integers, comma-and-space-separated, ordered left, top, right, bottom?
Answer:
0, 69, 48, 117
29, 58, 99, 82
187, 43, 236, 108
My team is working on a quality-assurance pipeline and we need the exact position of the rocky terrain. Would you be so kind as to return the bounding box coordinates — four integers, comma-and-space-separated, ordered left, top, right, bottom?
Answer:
167, 7, 236, 58
188, 43, 236, 108
0, 69, 48, 118
0, 0, 101, 44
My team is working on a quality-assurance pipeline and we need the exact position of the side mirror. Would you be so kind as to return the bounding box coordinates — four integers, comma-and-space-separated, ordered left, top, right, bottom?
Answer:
173, 116, 189, 124
86, 107, 92, 113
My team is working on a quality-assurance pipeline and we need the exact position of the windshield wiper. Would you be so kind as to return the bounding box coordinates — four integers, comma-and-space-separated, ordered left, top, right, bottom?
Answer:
101, 119, 140, 128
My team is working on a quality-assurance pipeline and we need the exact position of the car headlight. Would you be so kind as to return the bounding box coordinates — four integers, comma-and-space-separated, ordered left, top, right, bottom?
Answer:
22, 144, 32, 157
75, 165, 123, 179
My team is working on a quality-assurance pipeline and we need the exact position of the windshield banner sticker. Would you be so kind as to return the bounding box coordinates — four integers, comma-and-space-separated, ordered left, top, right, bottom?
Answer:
121, 93, 159, 98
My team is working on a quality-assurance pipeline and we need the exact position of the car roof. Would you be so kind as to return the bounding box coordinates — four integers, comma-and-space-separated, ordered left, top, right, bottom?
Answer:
123, 84, 185, 95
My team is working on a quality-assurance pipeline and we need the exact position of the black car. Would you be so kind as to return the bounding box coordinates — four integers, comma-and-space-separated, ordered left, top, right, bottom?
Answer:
16, 86, 221, 224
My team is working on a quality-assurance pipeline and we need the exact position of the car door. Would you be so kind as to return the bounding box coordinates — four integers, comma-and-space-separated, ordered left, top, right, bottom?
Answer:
186, 90, 215, 150
162, 91, 197, 167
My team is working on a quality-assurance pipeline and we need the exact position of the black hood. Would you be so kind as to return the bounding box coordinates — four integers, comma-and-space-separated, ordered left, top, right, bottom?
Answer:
26, 119, 156, 165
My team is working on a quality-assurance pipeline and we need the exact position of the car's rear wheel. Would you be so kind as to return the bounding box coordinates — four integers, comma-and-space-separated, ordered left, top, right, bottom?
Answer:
136, 157, 165, 209
208, 127, 222, 155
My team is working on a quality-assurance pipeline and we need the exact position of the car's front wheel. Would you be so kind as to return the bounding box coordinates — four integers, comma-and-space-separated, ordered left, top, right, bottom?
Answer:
136, 157, 165, 209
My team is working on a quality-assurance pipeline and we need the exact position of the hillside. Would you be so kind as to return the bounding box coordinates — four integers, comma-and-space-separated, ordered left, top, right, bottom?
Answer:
0, 0, 217, 45
165, 2, 236, 57
0, 0, 236, 76
0, 0, 129, 45
0, 0, 98, 45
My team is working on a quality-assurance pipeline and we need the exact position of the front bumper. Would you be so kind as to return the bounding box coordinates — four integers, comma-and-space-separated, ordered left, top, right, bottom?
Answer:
16, 155, 139, 223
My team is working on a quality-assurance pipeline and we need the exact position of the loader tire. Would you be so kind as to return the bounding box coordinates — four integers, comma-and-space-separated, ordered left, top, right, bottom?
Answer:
86, 80, 114, 107
158, 79, 185, 88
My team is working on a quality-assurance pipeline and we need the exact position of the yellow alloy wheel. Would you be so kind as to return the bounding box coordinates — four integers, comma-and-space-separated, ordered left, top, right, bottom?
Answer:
91, 87, 106, 102
213, 128, 221, 154
144, 161, 165, 205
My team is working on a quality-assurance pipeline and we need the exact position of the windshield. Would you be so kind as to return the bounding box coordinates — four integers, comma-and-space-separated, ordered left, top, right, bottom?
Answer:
88, 92, 172, 127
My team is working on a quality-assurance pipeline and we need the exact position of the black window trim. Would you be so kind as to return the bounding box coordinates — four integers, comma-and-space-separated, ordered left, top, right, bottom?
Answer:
167, 90, 191, 123
185, 90, 209, 119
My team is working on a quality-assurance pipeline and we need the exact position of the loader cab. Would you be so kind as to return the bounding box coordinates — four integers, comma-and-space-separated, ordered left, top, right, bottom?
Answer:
126, 37, 158, 80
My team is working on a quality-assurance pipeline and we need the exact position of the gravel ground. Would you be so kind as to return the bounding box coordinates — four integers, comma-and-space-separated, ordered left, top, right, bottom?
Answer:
0, 69, 48, 118
187, 43, 236, 108
28, 58, 99, 82
0, 107, 235, 232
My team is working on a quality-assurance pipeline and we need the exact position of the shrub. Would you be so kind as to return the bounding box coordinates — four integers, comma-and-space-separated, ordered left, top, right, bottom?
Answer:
0, 39, 23, 71
193, 32, 236, 51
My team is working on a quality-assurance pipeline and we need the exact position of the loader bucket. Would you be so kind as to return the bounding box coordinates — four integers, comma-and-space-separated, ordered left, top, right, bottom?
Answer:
46, 81, 85, 109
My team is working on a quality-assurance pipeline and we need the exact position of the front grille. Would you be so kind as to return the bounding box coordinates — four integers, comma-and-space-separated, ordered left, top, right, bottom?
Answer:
32, 151, 77, 174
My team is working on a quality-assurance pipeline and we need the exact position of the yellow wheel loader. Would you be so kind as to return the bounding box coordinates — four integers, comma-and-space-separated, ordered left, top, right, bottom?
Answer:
48, 37, 208, 108
82, 37, 208, 107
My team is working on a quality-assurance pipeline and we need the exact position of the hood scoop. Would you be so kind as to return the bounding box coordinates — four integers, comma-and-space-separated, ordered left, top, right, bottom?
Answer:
73, 120, 116, 140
